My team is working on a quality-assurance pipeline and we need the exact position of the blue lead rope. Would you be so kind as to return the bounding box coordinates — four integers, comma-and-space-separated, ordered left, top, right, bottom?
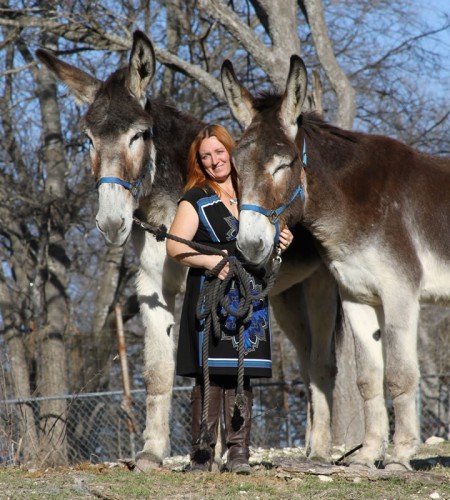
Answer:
239, 139, 307, 245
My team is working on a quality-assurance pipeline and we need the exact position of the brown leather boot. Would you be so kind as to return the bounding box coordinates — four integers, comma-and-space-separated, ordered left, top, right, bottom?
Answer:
223, 387, 253, 474
190, 384, 222, 472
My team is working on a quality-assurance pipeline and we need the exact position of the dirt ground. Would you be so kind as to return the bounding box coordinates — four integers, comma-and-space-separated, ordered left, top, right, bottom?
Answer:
1, 440, 449, 499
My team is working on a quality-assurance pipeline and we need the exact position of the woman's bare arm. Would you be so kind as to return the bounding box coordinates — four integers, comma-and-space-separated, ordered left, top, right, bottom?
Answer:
166, 200, 229, 278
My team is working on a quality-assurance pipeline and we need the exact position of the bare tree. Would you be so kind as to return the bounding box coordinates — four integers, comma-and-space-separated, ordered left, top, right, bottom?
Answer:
0, 0, 448, 464
0, 17, 137, 465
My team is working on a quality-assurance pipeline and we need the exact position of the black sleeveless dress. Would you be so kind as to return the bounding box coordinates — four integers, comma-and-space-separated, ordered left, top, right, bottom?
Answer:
176, 186, 272, 379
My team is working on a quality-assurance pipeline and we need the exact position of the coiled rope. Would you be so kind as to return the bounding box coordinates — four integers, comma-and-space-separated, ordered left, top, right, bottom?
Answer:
133, 216, 282, 451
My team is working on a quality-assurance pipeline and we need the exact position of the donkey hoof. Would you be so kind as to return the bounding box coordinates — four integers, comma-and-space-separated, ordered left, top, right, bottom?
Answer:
348, 461, 375, 470
134, 451, 162, 473
307, 454, 330, 465
384, 461, 412, 472
347, 454, 378, 469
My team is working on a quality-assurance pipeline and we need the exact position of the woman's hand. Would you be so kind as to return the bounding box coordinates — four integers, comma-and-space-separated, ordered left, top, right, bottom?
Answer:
208, 251, 229, 280
278, 227, 294, 252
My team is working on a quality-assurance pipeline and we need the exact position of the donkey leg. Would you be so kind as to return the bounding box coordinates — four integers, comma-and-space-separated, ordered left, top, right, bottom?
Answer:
271, 266, 335, 463
343, 301, 388, 468
135, 282, 176, 469
270, 283, 312, 451
382, 295, 420, 470
133, 231, 185, 471
302, 265, 337, 462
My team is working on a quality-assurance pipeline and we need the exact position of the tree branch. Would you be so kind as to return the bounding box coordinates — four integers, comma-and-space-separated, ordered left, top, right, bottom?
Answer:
303, 0, 355, 128
0, 8, 225, 100
153, 46, 224, 100
351, 23, 450, 78
198, 0, 269, 60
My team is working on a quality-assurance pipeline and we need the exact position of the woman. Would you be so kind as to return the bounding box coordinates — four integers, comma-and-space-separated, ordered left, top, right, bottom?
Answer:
166, 124, 293, 474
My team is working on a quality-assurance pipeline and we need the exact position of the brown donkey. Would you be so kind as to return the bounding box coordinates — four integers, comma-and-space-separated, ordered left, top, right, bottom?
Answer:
36, 32, 339, 469
221, 55, 450, 470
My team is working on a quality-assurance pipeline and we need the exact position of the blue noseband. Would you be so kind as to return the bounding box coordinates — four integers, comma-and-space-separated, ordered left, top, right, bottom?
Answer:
96, 176, 144, 201
239, 139, 307, 245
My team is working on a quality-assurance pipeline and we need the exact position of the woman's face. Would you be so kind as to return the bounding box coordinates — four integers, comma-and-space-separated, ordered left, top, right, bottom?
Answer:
199, 136, 232, 183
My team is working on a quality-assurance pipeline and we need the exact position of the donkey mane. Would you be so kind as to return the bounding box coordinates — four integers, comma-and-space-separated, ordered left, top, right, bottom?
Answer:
300, 112, 359, 143
147, 96, 203, 135
252, 91, 444, 190
142, 97, 204, 197
253, 92, 358, 144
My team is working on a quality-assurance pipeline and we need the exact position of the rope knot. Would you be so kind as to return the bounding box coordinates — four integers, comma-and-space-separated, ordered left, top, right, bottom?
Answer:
155, 224, 167, 242
199, 422, 213, 451
235, 392, 247, 411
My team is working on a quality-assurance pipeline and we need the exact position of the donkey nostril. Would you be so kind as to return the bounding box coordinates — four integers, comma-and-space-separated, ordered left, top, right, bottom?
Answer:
96, 218, 104, 234
119, 218, 127, 233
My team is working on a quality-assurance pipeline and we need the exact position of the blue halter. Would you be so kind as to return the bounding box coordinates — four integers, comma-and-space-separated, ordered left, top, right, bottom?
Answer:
95, 127, 155, 201
239, 139, 307, 245
96, 176, 144, 201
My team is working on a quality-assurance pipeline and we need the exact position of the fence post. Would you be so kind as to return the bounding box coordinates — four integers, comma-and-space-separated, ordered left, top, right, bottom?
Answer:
279, 334, 291, 447
417, 377, 422, 439
115, 303, 136, 458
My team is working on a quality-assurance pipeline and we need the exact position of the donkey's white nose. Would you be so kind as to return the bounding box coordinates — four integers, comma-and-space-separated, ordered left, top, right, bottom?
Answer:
237, 211, 275, 267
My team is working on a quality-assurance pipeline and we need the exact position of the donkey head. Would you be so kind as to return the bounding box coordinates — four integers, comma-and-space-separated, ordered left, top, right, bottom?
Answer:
36, 31, 156, 246
221, 56, 308, 267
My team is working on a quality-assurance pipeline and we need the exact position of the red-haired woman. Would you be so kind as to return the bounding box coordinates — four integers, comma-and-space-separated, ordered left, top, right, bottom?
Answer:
167, 124, 293, 474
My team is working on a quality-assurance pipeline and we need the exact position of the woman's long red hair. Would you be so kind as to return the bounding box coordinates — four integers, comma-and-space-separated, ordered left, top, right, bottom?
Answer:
184, 124, 238, 197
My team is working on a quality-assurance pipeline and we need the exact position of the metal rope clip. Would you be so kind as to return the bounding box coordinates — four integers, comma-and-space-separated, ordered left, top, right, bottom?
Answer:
273, 245, 282, 263
268, 211, 279, 225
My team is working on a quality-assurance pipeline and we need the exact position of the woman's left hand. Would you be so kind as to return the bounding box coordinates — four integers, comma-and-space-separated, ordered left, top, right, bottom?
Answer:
278, 227, 294, 252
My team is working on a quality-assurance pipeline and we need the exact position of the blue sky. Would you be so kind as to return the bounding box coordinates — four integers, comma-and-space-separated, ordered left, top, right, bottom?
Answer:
411, 0, 449, 98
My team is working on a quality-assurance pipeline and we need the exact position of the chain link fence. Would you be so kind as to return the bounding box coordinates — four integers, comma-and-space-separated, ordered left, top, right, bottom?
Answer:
0, 376, 448, 465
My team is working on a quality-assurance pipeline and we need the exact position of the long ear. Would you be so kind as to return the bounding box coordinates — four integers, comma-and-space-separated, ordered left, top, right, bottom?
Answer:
279, 55, 308, 140
35, 48, 101, 105
221, 60, 255, 128
126, 30, 155, 101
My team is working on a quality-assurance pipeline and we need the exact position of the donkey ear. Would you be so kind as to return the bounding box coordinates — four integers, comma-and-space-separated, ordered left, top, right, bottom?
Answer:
221, 60, 255, 128
35, 48, 101, 105
127, 30, 155, 101
279, 55, 308, 141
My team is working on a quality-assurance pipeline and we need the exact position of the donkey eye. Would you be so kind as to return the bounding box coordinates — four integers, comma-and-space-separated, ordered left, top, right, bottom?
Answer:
85, 134, 94, 150
273, 164, 290, 176
272, 155, 298, 177
130, 132, 143, 146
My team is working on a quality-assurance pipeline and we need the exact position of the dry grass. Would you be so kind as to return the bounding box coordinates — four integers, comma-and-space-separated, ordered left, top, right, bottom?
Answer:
0, 441, 449, 499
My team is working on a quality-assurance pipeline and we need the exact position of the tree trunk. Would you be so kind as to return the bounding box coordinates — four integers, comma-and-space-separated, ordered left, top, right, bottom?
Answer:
302, 0, 355, 128
3, 320, 39, 465
83, 245, 125, 392
34, 32, 69, 466
0, 34, 40, 466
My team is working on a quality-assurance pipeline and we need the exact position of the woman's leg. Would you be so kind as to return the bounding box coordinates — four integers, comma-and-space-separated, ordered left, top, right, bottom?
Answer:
190, 377, 223, 472
223, 376, 253, 474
